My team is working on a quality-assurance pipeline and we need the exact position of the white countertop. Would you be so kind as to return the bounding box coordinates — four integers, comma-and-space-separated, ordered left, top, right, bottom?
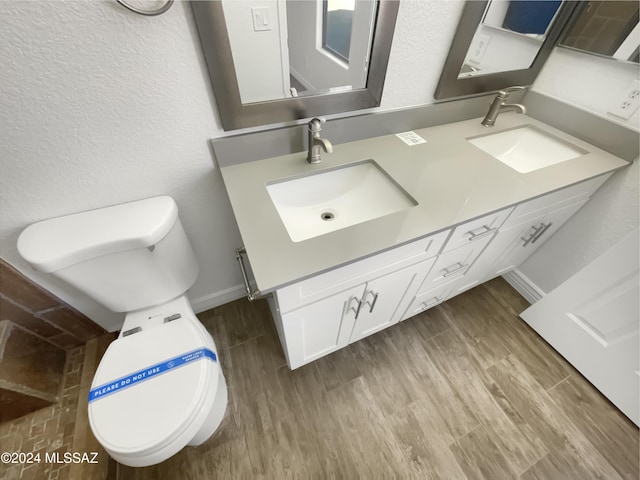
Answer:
220, 113, 629, 293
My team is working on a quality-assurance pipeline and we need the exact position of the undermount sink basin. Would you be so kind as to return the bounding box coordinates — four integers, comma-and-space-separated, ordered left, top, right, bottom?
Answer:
468, 125, 587, 173
266, 160, 417, 242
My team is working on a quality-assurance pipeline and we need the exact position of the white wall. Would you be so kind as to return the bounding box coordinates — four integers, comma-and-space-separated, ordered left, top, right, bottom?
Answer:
533, 47, 640, 131
0, 0, 464, 331
1, 0, 636, 329
0, 0, 241, 331
519, 47, 640, 294
223, 0, 289, 103
381, 0, 465, 109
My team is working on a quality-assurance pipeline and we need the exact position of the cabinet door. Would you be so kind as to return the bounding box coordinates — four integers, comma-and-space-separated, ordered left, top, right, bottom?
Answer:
280, 284, 365, 369
349, 263, 424, 343
487, 199, 588, 279
520, 230, 639, 425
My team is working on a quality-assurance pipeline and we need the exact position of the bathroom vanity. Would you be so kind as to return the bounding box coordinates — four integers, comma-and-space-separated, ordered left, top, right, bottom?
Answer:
219, 113, 629, 369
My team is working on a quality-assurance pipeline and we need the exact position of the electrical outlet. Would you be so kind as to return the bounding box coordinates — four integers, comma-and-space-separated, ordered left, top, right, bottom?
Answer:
607, 80, 640, 120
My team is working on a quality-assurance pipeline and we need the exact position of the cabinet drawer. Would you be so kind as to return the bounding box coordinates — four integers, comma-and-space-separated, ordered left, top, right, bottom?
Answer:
419, 235, 493, 293
401, 281, 458, 321
443, 207, 513, 253
504, 174, 610, 228
277, 230, 449, 313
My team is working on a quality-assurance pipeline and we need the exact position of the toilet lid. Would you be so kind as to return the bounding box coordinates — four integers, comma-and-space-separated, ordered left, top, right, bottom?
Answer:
88, 318, 219, 454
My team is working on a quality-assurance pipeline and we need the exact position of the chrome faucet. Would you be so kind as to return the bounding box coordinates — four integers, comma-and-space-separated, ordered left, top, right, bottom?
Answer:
307, 117, 333, 164
481, 86, 527, 127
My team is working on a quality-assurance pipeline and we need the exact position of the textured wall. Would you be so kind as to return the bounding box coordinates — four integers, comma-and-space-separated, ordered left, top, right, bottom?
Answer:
533, 47, 640, 131
0, 1, 242, 330
521, 47, 639, 293
0, 0, 637, 330
518, 159, 639, 294
0, 0, 465, 331
381, 0, 465, 109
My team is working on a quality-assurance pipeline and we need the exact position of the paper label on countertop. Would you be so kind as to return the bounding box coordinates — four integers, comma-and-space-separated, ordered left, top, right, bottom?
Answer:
395, 131, 427, 146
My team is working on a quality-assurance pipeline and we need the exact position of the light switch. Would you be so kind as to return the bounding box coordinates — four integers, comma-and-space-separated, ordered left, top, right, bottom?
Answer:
252, 6, 271, 32
469, 33, 491, 63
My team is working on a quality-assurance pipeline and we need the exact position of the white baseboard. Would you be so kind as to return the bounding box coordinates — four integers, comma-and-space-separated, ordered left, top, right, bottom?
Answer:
190, 284, 246, 314
502, 269, 545, 304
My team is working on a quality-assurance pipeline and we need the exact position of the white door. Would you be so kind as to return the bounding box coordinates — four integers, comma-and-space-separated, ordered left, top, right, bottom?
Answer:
520, 229, 639, 425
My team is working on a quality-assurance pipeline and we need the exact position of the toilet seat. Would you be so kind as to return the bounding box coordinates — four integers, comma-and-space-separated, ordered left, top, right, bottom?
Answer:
88, 316, 219, 462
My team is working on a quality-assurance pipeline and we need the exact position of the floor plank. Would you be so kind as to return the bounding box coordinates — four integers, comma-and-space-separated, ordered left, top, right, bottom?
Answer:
548, 375, 639, 479
489, 355, 625, 480
114, 281, 638, 479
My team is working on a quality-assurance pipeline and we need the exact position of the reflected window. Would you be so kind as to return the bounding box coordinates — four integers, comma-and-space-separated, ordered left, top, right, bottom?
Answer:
322, 0, 354, 63
502, 0, 562, 35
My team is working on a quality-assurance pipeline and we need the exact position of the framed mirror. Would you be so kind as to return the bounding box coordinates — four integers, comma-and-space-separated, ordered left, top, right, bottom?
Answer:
434, 0, 581, 100
559, 1, 639, 63
192, 1, 399, 130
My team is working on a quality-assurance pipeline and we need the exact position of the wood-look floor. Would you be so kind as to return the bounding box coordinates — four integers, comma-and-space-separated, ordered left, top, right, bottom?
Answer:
118, 278, 638, 480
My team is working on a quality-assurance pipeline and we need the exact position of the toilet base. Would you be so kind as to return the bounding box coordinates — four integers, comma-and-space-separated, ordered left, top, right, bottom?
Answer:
189, 372, 228, 446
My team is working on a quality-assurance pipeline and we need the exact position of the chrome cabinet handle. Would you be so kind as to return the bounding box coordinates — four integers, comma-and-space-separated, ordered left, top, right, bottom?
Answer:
531, 222, 553, 244
421, 297, 440, 309
521, 224, 544, 247
467, 225, 496, 241
442, 262, 468, 277
348, 296, 363, 319
365, 290, 379, 313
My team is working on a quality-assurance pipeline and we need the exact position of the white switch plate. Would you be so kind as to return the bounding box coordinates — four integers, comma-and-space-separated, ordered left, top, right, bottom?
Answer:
251, 6, 271, 32
607, 80, 640, 120
469, 33, 491, 63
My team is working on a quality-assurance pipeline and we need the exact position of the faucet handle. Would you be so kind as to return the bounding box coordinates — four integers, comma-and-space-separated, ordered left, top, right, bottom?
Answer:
308, 117, 326, 131
498, 86, 528, 97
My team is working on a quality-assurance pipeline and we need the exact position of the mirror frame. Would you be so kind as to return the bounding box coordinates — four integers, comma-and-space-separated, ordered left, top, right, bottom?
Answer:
434, 0, 581, 100
191, 1, 399, 130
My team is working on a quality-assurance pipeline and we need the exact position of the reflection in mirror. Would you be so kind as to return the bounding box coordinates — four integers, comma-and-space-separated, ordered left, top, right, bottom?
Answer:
192, 0, 398, 130
223, 0, 377, 104
459, 0, 563, 78
559, 1, 639, 63
434, 0, 579, 100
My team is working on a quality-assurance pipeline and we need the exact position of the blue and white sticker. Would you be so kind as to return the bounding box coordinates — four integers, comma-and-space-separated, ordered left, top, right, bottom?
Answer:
88, 348, 217, 403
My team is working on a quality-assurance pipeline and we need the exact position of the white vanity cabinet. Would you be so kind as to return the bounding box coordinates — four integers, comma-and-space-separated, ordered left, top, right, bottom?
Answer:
275, 259, 436, 368
267, 174, 612, 369
270, 232, 448, 369
348, 260, 433, 343
457, 174, 611, 292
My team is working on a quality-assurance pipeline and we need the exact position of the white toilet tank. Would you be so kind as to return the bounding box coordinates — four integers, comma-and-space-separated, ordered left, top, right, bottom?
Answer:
17, 196, 199, 313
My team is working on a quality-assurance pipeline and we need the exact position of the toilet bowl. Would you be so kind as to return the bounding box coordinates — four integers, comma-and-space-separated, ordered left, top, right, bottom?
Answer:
17, 196, 227, 467
88, 296, 227, 467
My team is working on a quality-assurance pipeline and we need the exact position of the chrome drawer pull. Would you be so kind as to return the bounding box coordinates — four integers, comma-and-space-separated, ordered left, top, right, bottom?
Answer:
467, 225, 496, 241
521, 224, 544, 246
531, 222, 553, 244
442, 262, 468, 277
422, 297, 440, 309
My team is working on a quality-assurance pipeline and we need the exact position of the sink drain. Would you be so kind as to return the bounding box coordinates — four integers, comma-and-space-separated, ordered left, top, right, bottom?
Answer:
320, 211, 335, 221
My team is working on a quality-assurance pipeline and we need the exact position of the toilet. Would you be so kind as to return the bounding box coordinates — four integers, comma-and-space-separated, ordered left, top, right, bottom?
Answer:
17, 196, 227, 467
